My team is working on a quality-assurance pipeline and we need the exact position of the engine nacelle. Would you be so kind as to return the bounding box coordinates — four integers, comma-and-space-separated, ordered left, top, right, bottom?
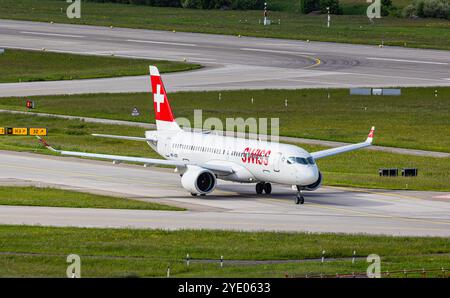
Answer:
181, 166, 217, 195
300, 171, 322, 191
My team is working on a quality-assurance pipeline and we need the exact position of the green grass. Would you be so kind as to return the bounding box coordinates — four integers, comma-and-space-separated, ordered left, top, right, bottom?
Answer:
0, 49, 200, 83
0, 186, 183, 210
339, 0, 410, 15
265, 0, 412, 14
303, 143, 450, 191
1, 87, 448, 152
0, 113, 449, 191
1, 0, 449, 50
0, 225, 448, 277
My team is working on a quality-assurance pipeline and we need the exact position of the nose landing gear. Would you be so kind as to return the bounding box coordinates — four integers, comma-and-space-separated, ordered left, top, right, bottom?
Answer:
295, 189, 305, 205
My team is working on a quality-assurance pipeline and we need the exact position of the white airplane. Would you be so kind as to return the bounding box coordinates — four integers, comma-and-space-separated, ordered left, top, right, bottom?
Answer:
38, 66, 375, 204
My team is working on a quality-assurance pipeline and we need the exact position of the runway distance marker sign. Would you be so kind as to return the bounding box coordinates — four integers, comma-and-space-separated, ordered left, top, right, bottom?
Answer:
0, 127, 47, 136
12, 127, 28, 135
29, 128, 48, 136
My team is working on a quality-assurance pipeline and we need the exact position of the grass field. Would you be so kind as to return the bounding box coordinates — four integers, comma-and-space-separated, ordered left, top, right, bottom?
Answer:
0, 49, 200, 83
1, 0, 449, 50
0, 186, 182, 210
270, 0, 412, 14
1, 87, 448, 152
0, 225, 448, 277
0, 113, 449, 191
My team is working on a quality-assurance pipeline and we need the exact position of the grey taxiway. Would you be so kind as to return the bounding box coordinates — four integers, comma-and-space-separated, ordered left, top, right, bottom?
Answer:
0, 19, 449, 96
0, 20, 449, 237
0, 150, 448, 237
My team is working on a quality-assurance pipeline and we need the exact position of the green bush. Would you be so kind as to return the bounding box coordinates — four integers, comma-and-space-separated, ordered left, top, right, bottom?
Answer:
402, 3, 416, 17
319, 0, 342, 14
402, 0, 449, 19
86, 0, 264, 9
423, 0, 448, 18
301, 0, 320, 14
86, 0, 181, 7
301, 0, 342, 14
381, 0, 392, 16
180, 0, 201, 8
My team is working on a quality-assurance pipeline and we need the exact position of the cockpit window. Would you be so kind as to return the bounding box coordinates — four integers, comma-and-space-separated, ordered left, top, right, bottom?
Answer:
296, 157, 308, 165
288, 156, 315, 165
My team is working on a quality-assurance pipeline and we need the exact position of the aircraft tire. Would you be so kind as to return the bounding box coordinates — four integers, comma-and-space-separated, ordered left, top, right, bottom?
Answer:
255, 183, 264, 194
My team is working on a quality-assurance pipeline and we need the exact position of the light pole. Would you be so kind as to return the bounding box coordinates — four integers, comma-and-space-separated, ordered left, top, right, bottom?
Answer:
327, 7, 330, 28
263, 2, 270, 26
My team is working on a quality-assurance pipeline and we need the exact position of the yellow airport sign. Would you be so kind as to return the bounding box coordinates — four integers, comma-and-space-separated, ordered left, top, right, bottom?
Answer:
12, 127, 28, 135
29, 128, 47, 136
0, 127, 47, 136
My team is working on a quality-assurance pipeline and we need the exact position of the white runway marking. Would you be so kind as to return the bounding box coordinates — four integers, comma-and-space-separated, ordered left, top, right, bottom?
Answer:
367, 57, 448, 65
127, 39, 196, 47
0, 151, 449, 236
240, 48, 316, 56
20, 31, 85, 38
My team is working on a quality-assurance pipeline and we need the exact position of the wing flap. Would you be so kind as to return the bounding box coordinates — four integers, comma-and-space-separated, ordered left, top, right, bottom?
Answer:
36, 136, 234, 174
37, 136, 185, 167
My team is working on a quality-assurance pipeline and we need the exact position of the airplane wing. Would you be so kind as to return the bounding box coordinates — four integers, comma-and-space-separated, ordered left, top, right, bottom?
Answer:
310, 127, 375, 160
36, 136, 234, 174
91, 133, 151, 142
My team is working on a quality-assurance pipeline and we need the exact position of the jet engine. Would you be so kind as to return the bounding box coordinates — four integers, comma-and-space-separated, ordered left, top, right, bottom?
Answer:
181, 166, 217, 195
301, 171, 322, 191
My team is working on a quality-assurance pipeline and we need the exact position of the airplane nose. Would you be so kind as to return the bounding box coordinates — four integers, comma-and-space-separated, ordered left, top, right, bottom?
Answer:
299, 166, 319, 185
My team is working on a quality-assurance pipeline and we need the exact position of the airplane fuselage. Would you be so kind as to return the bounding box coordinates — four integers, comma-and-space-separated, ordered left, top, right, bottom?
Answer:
147, 130, 320, 187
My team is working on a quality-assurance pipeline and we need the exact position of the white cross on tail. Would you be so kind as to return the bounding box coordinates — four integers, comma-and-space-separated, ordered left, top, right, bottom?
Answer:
154, 84, 165, 113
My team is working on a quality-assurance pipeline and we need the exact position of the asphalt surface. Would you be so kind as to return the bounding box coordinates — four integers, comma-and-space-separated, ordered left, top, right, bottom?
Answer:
0, 20, 449, 237
0, 150, 449, 237
0, 19, 449, 96
2, 108, 448, 158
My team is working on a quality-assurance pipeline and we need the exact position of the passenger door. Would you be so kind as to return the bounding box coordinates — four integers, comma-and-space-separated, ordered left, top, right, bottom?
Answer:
272, 152, 282, 172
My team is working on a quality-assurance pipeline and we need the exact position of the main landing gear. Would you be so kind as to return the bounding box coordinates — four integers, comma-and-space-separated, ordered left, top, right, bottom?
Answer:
255, 182, 272, 195
295, 190, 305, 205
191, 193, 206, 197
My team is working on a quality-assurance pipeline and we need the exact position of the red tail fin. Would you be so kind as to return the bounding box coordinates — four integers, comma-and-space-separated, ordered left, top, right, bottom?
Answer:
149, 66, 180, 131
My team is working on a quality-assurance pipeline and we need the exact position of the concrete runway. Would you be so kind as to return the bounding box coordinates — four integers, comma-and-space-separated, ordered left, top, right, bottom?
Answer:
0, 150, 449, 237
0, 19, 449, 96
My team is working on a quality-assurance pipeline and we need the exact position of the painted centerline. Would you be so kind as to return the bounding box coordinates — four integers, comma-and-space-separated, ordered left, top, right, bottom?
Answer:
127, 39, 196, 47
367, 57, 448, 65
20, 31, 85, 38
240, 47, 316, 56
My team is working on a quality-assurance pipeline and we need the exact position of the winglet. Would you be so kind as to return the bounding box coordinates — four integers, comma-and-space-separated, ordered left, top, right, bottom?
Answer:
366, 126, 375, 144
36, 136, 60, 153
